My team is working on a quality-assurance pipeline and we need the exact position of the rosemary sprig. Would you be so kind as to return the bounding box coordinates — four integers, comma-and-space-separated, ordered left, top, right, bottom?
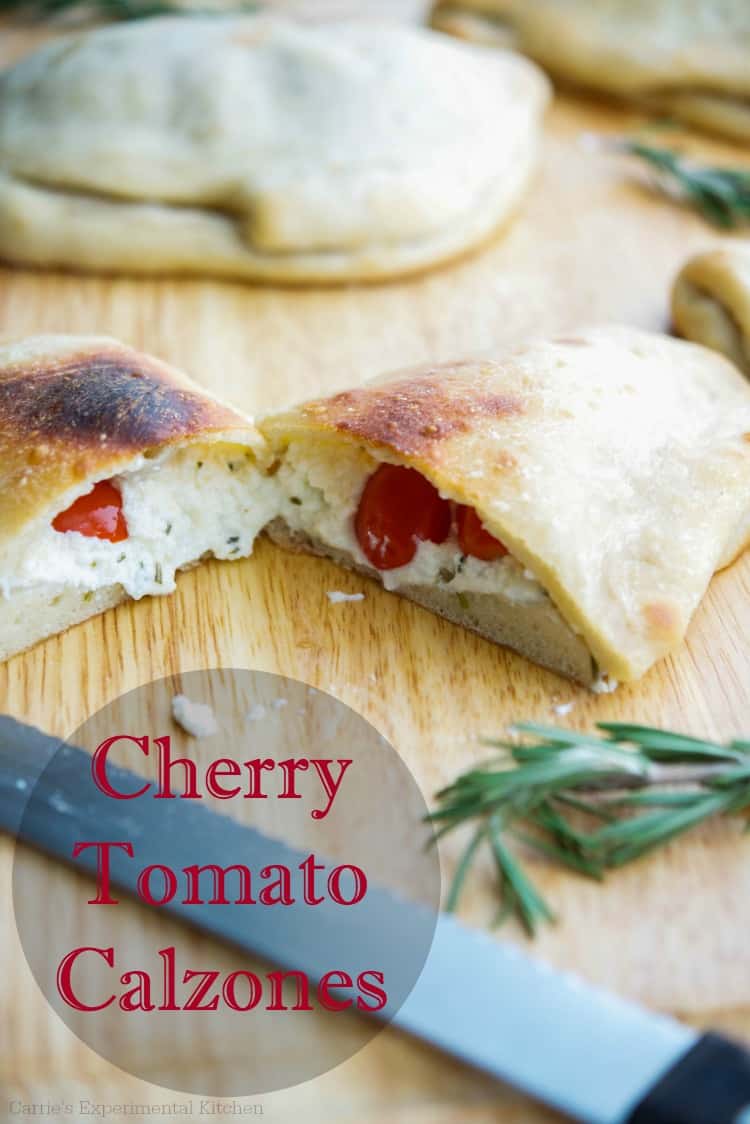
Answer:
622, 140, 750, 229
0, 0, 257, 22
429, 722, 750, 936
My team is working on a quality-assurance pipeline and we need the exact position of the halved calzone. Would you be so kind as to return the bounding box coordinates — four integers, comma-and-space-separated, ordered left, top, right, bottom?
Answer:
673, 245, 750, 376
431, 0, 750, 143
259, 326, 750, 687
0, 16, 548, 283
0, 336, 276, 661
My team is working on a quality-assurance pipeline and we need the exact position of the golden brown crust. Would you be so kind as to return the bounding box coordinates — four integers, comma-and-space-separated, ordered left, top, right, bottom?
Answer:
300, 364, 524, 459
0, 335, 257, 545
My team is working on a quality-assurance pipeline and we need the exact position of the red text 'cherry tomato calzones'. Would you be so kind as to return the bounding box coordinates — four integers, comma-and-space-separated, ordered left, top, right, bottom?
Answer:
354, 464, 507, 570
52, 479, 129, 543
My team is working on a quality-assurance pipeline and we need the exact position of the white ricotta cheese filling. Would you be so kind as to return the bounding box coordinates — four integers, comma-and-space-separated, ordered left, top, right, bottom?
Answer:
274, 441, 547, 605
0, 444, 279, 600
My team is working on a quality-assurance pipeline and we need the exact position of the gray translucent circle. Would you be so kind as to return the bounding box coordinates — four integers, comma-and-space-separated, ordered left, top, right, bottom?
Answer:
12, 669, 440, 1095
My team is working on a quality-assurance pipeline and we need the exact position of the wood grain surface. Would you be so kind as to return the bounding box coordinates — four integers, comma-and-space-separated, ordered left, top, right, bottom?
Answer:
2, 6, 750, 1123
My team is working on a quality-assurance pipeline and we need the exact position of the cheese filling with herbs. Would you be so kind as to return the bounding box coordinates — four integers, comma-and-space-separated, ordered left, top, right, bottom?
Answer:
274, 441, 547, 604
0, 446, 279, 600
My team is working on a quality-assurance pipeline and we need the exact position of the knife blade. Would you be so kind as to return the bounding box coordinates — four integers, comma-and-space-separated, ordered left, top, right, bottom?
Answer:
1, 713, 749, 1124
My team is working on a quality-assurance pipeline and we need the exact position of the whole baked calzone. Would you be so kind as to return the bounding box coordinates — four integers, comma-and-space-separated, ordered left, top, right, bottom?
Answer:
673, 245, 750, 376
0, 336, 276, 661
260, 326, 750, 688
431, 0, 750, 142
0, 15, 548, 283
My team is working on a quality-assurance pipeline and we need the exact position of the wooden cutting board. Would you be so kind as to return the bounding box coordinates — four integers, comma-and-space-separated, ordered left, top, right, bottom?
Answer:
2, 8, 750, 1122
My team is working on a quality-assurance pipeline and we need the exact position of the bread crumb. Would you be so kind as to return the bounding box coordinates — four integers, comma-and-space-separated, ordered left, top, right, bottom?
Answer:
552, 701, 575, 716
171, 694, 218, 738
591, 674, 619, 695
271, 698, 288, 710
246, 703, 267, 722
327, 590, 365, 604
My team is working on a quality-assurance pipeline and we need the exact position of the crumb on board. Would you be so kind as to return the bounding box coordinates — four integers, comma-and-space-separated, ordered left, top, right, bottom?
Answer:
271, 698, 288, 710
171, 694, 219, 738
591, 674, 619, 695
552, 701, 575, 716
326, 590, 365, 604
246, 703, 267, 723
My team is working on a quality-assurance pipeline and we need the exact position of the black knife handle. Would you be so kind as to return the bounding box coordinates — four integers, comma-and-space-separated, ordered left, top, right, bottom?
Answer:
626, 1033, 750, 1124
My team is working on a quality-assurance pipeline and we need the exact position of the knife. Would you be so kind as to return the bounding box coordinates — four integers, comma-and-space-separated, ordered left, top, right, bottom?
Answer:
2, 713, 750, 1124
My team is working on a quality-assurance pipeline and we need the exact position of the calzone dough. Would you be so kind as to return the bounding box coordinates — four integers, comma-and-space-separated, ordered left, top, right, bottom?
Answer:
259, 326, 750, 687
0, 335, 276, 661
0, 16, 549, 282
673, 245, 750, 376
431, 0, 750, 142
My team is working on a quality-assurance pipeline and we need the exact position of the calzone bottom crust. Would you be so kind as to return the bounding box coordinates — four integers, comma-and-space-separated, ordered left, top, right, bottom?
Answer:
266, 519, 595, 685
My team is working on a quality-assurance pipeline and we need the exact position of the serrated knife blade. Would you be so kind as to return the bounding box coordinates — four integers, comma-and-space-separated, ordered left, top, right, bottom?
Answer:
1, 713, 750, 1124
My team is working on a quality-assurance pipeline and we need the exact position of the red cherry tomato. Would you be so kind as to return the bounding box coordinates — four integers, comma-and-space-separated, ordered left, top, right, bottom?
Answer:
52, 479, 128, 543
456, 504, 508, 561
355, 463, 451, 570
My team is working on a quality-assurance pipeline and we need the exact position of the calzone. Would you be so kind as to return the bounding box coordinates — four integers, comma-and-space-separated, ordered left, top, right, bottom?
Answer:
259, 326, 750, 688
431, 0, 750, 142
0, 16, 548, 282
673, 244, 750, 376
0, 336, 276, 661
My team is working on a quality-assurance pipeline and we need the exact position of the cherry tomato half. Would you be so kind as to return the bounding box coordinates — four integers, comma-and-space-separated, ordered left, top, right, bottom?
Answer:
456, 504, 508, 561
355, 463, 451, 570
52, 479, 128, 543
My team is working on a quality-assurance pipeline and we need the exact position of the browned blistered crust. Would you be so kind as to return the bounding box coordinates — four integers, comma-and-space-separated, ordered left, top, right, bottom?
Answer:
0, 338, 256, 544
295, 362, 525, 460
